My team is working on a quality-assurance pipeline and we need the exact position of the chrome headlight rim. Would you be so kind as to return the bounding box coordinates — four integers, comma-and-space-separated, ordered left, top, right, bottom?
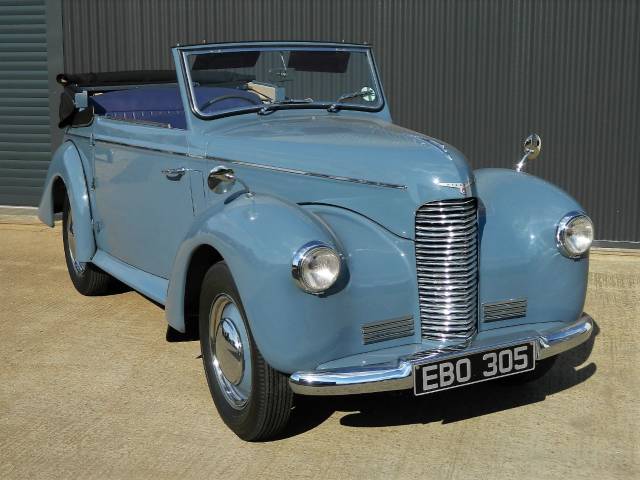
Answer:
556, 212, 594, 259
291, 241, 341, 295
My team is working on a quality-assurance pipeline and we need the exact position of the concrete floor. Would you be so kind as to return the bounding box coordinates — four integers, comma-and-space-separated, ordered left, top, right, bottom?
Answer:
0, 218, 638, 479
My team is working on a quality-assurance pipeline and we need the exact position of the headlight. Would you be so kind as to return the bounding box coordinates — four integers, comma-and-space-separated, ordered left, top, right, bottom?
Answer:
292, 241, 341, 294
556, 213, 594, 258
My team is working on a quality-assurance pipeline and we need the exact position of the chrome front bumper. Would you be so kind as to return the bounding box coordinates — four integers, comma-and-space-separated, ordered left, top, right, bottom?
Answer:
289, 314, 594, 396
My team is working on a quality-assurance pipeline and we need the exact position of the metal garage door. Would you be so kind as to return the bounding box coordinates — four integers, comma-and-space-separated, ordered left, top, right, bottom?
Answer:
61, 0, 640, 244
0, 0, 50, 206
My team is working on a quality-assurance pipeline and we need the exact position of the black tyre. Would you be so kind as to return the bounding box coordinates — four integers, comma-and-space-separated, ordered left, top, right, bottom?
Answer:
62, 196, 114, 295
199, 261, 293, 441
501, 356, 557, 385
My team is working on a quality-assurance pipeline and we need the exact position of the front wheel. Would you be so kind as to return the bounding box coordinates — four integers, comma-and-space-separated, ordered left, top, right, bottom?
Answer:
199, 261, 292, 441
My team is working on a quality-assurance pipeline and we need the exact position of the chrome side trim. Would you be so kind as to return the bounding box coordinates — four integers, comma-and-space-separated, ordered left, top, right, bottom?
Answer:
207, 155, 407, 190
93, 138, 191, 157
71, 136, 407, 190
289, 314, 594, 396
103, 116, 174, 129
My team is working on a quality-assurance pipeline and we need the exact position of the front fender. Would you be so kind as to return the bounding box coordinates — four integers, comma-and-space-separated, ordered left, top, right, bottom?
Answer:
37, 141, 95, 262
166, 194, 335, 370
475, 168, 589, 330
166, 195, 417, 373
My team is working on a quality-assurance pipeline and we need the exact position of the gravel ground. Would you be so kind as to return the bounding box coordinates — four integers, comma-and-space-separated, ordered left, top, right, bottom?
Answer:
0, 219, 638, 479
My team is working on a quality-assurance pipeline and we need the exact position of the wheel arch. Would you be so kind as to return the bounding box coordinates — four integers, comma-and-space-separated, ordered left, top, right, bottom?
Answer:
181, 243, 224, 338
51, 176, 67, 214
38, 140, 96, 262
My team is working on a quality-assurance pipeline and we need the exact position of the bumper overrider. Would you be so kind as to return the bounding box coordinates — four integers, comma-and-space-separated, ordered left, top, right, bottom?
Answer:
289, 314, 594, 396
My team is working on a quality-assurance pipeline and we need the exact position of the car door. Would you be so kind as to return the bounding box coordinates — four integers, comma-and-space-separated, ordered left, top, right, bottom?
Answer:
92, 118, 202, 279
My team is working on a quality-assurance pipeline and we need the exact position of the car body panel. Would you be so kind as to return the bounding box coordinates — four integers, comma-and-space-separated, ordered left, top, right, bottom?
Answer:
198, 112, 475, 239
475, 169, 588, 331
92, 249, 168, 304
91, 118, 196, 278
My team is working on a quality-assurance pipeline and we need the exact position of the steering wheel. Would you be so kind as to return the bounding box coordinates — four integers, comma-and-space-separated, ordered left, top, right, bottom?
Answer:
199, 95, 262, 112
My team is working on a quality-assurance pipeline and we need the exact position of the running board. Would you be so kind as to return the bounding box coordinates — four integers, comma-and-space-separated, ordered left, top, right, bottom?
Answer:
91, 250, 168, 305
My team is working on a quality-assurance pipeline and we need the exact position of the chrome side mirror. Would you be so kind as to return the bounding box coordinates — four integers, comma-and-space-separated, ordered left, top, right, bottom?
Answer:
515, 133, 542, 172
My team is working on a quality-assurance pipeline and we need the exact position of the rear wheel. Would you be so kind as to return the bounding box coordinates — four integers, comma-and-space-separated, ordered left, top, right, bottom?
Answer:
199, 261, 292, 441
62, 196, 114, 295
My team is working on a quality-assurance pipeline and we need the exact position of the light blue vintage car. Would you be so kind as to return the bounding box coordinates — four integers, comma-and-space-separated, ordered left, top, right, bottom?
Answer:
39, 41, 594, 440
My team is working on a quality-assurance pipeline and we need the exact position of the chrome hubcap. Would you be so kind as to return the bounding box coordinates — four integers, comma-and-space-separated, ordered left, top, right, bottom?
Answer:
209, 294, 251, 409
66, 207, 85, 274
215, 318, 244, 384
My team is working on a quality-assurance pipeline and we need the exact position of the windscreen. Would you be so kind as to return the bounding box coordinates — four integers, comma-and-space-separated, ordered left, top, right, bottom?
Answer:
183, 47, 382, 117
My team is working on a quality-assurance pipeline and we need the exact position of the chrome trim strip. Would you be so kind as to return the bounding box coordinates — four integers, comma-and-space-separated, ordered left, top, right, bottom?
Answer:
103, 116, 174, 129
94, 138, 190, 157
289, 314, 594, 395
71, 136, 407, 190
207, 155, 408, 189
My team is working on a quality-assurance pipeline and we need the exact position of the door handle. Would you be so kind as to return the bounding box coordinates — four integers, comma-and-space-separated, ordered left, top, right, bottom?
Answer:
161, 167, 188, 180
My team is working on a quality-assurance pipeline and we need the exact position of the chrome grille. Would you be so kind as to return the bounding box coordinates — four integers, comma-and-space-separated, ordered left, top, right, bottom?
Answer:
415, 198, 479, 341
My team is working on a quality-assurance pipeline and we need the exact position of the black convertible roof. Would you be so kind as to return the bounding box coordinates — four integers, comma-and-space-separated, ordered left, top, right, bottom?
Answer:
57, 70, 177, 87
57, 70, 255, 88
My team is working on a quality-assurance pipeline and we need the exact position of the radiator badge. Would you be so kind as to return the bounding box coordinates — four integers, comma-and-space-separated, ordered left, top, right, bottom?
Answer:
435, 179, 474, 195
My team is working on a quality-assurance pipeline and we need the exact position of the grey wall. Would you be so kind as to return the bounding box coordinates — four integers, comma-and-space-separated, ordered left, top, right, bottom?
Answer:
0, 0, 52, 207
58, 0, 640, 244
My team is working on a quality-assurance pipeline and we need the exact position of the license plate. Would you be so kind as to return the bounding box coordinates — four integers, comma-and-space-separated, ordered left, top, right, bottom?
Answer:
413, 342, 536, 395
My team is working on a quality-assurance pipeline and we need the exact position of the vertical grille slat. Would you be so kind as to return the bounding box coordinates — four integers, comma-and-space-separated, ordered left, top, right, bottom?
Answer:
415, 198, 479, 342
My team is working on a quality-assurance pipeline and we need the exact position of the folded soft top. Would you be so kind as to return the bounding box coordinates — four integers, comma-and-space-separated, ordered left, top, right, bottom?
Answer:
57, 70, 255, 88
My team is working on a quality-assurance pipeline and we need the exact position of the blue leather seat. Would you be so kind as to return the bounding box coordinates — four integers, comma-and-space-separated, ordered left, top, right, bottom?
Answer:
91, 86, 260, 129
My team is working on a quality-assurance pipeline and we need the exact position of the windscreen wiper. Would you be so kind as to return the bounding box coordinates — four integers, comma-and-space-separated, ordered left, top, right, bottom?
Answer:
258, 98, 314, 115
327, 90, 369, 112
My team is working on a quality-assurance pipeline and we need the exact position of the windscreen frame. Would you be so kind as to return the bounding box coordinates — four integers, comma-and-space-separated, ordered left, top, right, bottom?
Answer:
177, 43, 386, 121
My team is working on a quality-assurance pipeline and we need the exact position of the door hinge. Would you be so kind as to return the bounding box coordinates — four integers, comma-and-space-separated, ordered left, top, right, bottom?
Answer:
91, 177, 96, 190
92, 220, 102, 233
89, 133, 95, 147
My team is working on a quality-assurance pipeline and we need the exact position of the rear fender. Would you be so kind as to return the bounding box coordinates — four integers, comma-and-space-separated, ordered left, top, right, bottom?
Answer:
38, 141, 95, 262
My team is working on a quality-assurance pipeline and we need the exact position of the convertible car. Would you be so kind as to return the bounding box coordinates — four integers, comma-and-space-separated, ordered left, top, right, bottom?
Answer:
39, 41, 594, 441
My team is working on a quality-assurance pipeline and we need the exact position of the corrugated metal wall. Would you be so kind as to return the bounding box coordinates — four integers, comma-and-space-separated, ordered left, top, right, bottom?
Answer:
59, 0, 639, 244
0, 0, 50, 206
